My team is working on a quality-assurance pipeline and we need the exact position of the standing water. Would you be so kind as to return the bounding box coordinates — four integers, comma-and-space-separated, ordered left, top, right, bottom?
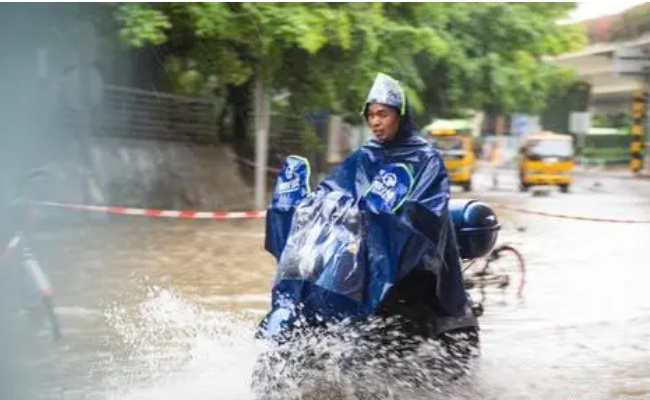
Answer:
21, 175, 650, 399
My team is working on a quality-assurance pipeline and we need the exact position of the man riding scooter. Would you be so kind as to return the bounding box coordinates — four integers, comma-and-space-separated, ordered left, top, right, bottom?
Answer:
254, 73, 499, 395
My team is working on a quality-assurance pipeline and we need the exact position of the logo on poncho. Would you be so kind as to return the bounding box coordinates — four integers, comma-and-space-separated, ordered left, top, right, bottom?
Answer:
271, 155, 312, 211
381, 172, 397, 188
364, 164, 413, 214
368, 171, 399, 205
278, 164, 300, 193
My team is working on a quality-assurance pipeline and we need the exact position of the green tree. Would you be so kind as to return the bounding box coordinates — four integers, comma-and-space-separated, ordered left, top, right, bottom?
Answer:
414, 2, 585, 121
114, 2, 585, 147
114, 3, 447, 151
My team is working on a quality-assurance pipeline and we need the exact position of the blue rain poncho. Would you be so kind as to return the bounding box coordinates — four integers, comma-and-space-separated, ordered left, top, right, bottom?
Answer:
259, 74, 467, 339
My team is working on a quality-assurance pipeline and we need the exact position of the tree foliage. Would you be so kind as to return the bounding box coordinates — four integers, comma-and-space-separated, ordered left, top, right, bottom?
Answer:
114, 2, 585, 124
414, 2, 585, 118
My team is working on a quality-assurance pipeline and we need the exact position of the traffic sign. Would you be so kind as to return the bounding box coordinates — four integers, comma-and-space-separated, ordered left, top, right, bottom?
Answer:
613, 47, 650, 75
569, 112, 591, 135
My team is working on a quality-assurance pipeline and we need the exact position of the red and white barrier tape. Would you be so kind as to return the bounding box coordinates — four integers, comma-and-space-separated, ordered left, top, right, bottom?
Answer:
495, 204, 650, 224
24, 200, 650, 224
31, 201, 267, 220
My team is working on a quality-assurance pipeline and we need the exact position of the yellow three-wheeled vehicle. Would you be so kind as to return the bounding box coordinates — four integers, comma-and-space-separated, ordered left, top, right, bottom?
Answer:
425, 120, 475, 192
518, 131, 574, 193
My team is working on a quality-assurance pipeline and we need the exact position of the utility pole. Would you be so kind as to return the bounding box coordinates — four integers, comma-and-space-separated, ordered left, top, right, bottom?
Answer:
254, 68, 270, 210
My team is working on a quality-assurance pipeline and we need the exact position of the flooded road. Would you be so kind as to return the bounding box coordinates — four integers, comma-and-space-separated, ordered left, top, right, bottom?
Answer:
20, 170, 650, 399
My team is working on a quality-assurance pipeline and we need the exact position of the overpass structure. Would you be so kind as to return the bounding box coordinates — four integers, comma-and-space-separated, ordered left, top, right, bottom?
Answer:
551, 33, 650, 115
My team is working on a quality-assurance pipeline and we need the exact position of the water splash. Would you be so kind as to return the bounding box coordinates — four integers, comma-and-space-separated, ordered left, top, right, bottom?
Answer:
102, 286, 260, 400
96, 287, 483, 400
252, 316, 481, 400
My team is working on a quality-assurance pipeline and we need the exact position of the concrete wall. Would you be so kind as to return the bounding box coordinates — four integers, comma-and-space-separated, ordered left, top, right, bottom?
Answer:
26, 140, 255, 212
91, 139, 254, 210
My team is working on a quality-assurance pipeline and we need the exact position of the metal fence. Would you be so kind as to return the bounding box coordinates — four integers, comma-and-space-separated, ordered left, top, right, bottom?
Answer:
56, 84, 353, 178
58, 84, 219, 144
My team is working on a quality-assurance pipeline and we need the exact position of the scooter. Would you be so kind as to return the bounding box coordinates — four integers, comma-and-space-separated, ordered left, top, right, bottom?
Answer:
252, 156, 499, 398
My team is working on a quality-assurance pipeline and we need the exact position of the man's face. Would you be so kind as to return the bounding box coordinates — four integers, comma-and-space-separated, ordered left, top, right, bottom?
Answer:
366, 103, 400, 142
